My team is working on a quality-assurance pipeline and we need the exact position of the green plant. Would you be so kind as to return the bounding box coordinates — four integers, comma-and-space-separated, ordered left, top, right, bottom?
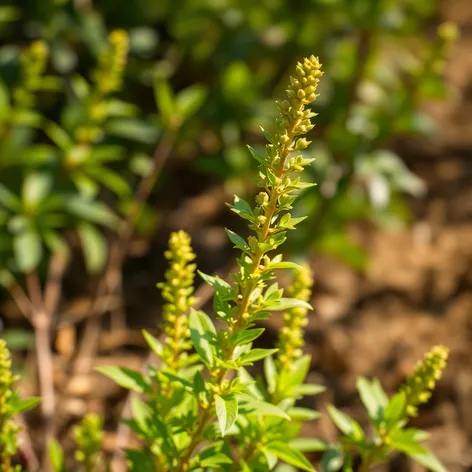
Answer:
0, 340, 40, 472
1, 3, 458, 467
0, 26, 207, 468
96, 57, 448, 472
325, 346, 449, 471
0, 53, 450, 472
98, 54, 324, 471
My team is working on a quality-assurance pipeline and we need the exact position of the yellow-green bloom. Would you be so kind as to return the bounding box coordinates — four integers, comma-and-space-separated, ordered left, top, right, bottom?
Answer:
73, 413, 104, 471
14, 40, 49, 109
275, 55, 323, 152
94, 30, 129, 96
401, 345, 449, 417
158, 231, 197, 370
0, 340, 21, 470
277, 264, 313, 369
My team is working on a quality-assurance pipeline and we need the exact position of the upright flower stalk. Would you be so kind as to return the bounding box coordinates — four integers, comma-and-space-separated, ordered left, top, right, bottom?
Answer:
158, 230, 197, 371
175, 55, 323, 471
277, 264, 313, 369
0, 341, 20, 472
13, 40, 49, 110
401, 345, 449, 418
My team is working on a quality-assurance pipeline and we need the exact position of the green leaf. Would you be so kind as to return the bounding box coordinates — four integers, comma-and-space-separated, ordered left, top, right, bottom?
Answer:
289, 438, 329, 452
356, 377, 388, 420
390, 428, 427, 455
189, 309, 216, 367
198, 442, 233, 467
87, 166, 131, 197
267, 298, 312, 311
228, 195, 254, 221
321, 447, 344, 472
200, 453, 233, 468
260, 126, 276, 145
288, 407, 321, 421
267, 261, 302, 270
327, 405, 365, 441
198, 271, 233, 299
215, 394, 238, 436
232, 328, 264, 346
142, 330, 163, 357
225, 228, 250, 252
126, 449, 155, 472
23, 172, 52, 208
154, 78, 175, 129
176, 84, 207, 122
279, 355, 311, 394
294, 384, 326, 397
48, 439, 66, 472
131, 397, 153, 436
14, 227, 42, 272
96, 366, 152, 394
264, 355, 277, 394
384, 391, 406, 426
265, 441, 315, 472
237, 393, 289, 419
106, 119, 160, 144
409, 449, 447, 472
238, 348, 278, 366
247, 145, 266, 165
77, 223, 107, 273
11, 396, 41, 414
0, 184, 22, 212
67, 197, 118, 228
44, 122, 73, 151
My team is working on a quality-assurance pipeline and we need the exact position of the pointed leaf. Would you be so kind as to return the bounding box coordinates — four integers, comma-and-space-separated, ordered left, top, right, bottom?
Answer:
189, 309, 216, 367
238, 348, 278, 366
327, 405, 365, 441
96, 366, 152, 393
215, 394, 238, 437
77, 222, 107, 273
265, 441, 314, 472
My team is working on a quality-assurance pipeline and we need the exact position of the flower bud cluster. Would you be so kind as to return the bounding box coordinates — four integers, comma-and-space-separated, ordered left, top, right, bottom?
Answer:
274, 55, 323, 156
14, 41, 49, 109
0, 340, 21, 468
401, 345, 449, 417
158, 231, 197, 370
94, 30, 129, 96
277, 264, 313, 369
73, 413, 104, 470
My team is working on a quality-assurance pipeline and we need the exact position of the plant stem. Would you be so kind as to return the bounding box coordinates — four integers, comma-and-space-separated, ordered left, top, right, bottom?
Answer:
72, 132, 175, 376
174, 114, 300, 472
26, 271, 54, 472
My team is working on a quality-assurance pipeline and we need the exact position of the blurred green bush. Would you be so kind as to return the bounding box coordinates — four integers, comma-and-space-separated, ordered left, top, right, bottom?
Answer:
0, 0, 455, 279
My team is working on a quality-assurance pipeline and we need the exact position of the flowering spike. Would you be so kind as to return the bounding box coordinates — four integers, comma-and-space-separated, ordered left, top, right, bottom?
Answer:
158, 230, 197, 371
93, 30, 129, 96
13, 40, 49, 109
401, 345, 449, 417
0, 340, 21, 470
73, 413, 104, 470
277, 264, 313, 369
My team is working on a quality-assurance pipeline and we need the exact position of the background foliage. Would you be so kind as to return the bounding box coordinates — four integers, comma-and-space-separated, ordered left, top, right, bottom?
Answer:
0, 0, 458, 470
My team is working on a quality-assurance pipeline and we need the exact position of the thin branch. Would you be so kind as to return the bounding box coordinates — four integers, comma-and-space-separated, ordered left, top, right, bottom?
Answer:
7, 282, 34, 321
25, 271, 54, 472
44, 250, 69, 317
72, 132, 175, 377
